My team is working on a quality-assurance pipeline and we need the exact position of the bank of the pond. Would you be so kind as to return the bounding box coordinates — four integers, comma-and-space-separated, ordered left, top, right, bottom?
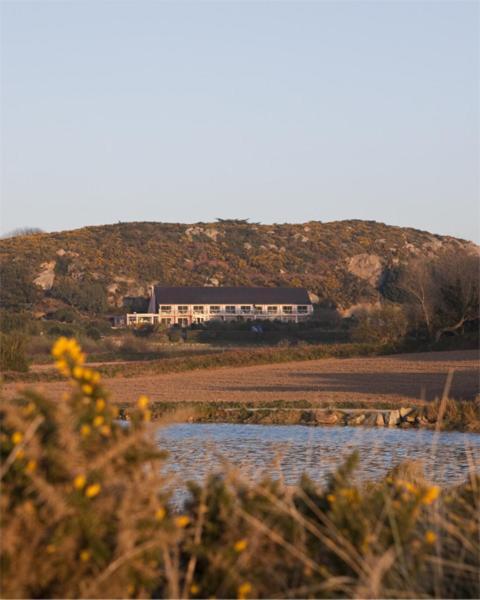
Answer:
119, 397, 480, 432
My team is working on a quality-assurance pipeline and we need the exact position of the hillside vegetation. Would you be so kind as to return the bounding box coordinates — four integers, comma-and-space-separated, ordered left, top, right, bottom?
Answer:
0, 219, 476, 316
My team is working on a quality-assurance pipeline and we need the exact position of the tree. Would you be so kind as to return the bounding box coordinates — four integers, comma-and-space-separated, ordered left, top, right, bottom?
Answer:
397, 249, 479, 341
432, 250, 479, 341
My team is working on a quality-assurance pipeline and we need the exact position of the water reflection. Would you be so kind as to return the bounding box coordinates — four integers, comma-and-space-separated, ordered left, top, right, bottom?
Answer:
157, 424, 480, 490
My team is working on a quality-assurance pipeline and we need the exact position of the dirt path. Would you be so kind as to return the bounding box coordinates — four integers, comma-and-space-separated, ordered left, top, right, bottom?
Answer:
3, 349, 479, 407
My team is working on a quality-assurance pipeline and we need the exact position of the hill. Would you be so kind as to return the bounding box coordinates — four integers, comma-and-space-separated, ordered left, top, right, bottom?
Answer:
0, 219, 476, 316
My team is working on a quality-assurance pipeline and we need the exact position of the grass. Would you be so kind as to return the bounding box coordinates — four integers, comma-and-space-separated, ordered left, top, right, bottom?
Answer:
1, 338, 479, 598
3, 341, 390, 383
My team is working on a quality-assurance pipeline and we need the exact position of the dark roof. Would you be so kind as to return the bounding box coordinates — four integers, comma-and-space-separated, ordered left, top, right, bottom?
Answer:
152, 286, 311, 308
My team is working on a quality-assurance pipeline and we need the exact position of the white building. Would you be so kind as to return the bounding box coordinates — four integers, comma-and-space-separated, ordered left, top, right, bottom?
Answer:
126, 286, 313, 327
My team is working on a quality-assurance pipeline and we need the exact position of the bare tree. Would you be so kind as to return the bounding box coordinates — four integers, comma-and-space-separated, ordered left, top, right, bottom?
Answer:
397, 249, 479, 341
432, 250, 479, 341
396, 257, 438, 338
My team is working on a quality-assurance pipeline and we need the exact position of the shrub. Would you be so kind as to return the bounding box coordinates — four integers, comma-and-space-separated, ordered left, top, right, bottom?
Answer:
85, 326, 101, 340
352, 304, 408, 345
45, 307, 77, 323
0, 339, 479, 598
0, 338, 170, 597
0, 309, 40, 335
0, 333, 29, 372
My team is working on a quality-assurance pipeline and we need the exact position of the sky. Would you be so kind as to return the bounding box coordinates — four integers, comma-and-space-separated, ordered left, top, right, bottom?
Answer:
1, 1, 478, 242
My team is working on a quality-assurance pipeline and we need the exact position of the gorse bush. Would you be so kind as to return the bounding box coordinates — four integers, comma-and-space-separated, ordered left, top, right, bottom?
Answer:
1, 339, 479, 598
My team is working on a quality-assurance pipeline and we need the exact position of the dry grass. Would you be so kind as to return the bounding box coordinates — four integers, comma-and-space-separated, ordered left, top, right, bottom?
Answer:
1, 340, 479, 598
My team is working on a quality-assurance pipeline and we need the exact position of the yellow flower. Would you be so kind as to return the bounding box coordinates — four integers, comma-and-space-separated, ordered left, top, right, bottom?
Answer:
340, 488, 356, 501
82, 384, 94, 396
175, 515, 190, 528
93, 415, 105, 428
80, 424, 91, 437
190, 584, 200, 595
46, 544, 56, 554
80, 550, 91, 562
11, 431, 23, 445
96, 398, 106, 412
401, 480, 416, 494
82, 368, 93, 381
155, 507, 166, 521
327, 494, 336, 504
137, 395, 149, 409
85, 483, 101, 498
22, 402, 36, 416
52, 337, 85, 368
234, 539, 248, 553
25, 459, 37, 474
74, 474, 87, 490
143, 409, 152, 422
99, 425, 111, 437
422, 486, 440, 505
425, 530, 437, 544
237, 582, 252, 600
52, 337, 68, 358
73, 366, 85, 379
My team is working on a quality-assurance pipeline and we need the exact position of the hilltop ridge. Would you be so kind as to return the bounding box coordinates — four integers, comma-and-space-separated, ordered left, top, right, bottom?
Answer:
0, 219, 477, 315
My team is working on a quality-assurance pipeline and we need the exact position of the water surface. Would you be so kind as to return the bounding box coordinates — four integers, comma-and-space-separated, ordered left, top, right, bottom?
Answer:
157, 424, 480, 488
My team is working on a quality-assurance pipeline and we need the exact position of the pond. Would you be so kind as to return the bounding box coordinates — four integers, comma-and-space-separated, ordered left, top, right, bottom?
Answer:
156, 424, 480, 489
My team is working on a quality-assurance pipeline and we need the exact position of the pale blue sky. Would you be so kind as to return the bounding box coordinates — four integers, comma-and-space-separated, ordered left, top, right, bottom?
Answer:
1, 1, 478, 241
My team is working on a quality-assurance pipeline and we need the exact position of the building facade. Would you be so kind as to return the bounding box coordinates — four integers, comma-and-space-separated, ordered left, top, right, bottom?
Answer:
126, 286, 313, 326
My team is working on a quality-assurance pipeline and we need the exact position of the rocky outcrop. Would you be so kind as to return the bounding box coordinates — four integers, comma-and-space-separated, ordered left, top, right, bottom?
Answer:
347, 254, 384, 286
34, 261, 56, 290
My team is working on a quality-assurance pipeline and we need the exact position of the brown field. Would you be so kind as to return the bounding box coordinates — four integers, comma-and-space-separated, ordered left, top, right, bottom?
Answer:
3, 349, 479, 408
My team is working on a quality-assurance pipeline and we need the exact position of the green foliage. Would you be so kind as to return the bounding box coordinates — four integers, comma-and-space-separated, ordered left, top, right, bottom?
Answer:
0, 262, 40, 309
45, 307, 77, 323
50, 277, 107, 314
0, 333, 29, 372
352, 304, 408, 345
0, 310, 40, 335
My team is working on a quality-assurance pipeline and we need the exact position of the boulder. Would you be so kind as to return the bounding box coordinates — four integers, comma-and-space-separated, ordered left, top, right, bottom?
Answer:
346, 413, 366, 426
315, 411, 338, 425
386, 410, 401, 427
346, 253, 383, 286
34, 261, 56, 290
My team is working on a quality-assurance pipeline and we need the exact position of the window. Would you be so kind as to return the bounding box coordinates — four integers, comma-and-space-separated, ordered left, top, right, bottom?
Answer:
240, 305, 251, 313
193, 305, 204, 313
225, 306, 236, 314
160, 306, 172, 312
298, 306, 308, 314
267, 306, 278, 314
178, 306, 188, 314
282, 306, 293, 314
178, 317, 189, 327
209, 305, 220, 314
161, 318, 172, 325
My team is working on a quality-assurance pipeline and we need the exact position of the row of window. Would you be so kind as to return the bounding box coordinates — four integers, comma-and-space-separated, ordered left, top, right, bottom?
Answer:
159, 305, 309, 314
